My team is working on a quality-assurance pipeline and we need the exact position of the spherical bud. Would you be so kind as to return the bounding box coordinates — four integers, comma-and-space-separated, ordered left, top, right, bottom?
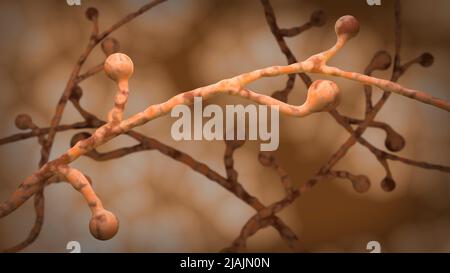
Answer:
305, 80, 340, 113
385, 128, 405, 152
104, 53, 134, 82
70, 132, 92, 148
310, 10, 326, 27
368, 50, 392, 72
381, 176, 396, 192
15, 114, 33, 130
70, 85, 83, 102
89, 209, 119, 240
101, 38, 120, 57
85, 7, 99, 21
351, 175, 371, 193
335, 15, 360, 40
419, 52, 434, 67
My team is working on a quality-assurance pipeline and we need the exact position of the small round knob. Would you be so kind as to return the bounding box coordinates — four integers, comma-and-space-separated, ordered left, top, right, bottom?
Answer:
305, 80, 340, 113
381, 176, 396, 192
70, 85, 83, 102
368, 51, 392, 72
385, 128, 405, 152
310, 10, 326, 27
101, 38, 120, 57
419, 52, 434, 67
104, 53, 134, 82
89, 209, 119, 240
351, 175, 371, 193
335, 15, 360, 40
15, 114, 33, 130
85, 7, 99, 21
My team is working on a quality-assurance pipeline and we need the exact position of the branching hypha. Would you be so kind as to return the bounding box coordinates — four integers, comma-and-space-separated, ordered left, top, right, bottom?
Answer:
0, 0, 449, 252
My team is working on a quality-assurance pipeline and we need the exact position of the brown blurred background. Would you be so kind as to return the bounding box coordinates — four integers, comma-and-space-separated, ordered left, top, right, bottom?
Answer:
0, 0, 449, 252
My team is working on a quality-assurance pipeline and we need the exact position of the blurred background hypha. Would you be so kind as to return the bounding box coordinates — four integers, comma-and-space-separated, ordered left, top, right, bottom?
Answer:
0, 0, 449, 252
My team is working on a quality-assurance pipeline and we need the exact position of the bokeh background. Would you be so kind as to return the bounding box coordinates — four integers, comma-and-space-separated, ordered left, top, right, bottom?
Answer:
0, 0, 449, 252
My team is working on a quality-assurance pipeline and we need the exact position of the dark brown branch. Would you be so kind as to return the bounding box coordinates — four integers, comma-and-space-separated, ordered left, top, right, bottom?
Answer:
0, 122, 93, 146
